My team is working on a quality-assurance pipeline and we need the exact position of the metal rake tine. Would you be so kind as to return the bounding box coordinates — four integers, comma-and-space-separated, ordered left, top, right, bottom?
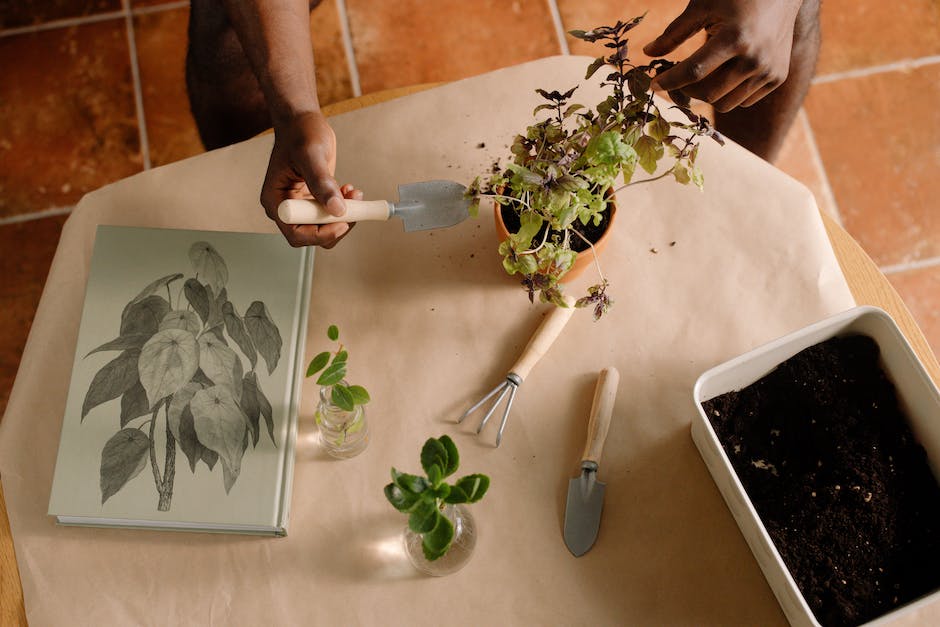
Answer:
457, 379, 508, 424
476, 382, 512, 434
494, 383, 519, 447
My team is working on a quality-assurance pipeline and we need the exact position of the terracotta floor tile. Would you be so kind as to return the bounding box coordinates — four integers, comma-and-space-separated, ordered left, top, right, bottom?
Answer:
0, 0, 120, 30
346, 0, 560, 94
817, 0, 940, 76
0, 21, 142, 219
775, 110, 837, 219
804, 64, 940, 266
0, 215, 67, 419
134, 7, 201, 167
557, 0, 704, 66
309, 0, 355, 106
888, 264, 940, 359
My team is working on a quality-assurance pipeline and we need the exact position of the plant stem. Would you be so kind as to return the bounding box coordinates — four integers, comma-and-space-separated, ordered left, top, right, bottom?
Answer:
158, 405, 176, 512
612, 166, 676, 194
517, 223, 552, 255
148, 404, 161, 497
570, 227, 606, 283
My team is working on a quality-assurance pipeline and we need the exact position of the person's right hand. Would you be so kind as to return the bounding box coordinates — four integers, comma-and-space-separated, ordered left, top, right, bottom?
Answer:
261, 110, 353, 248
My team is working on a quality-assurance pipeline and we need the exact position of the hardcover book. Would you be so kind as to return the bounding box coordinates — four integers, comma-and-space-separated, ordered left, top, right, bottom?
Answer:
48, 226, 313, 535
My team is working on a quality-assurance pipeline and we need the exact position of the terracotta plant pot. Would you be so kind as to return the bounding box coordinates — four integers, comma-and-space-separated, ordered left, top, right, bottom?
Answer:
493, 193, 617, 284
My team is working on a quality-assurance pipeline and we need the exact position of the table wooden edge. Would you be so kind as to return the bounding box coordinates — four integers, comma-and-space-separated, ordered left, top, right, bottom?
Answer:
3, 84, 938, 626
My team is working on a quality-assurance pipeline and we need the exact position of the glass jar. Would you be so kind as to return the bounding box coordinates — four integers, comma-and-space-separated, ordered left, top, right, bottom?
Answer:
403, 503, 477, 576
315, 382, 369, 459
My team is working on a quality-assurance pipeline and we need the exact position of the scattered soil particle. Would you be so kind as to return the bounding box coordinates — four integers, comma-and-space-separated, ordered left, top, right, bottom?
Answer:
704, 335, 940, 626
477, 142, 486, 148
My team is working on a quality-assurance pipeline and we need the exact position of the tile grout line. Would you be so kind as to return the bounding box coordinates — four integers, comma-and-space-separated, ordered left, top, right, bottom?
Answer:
813, 55, 940, 85
0, 206, 74, 226
122, 0, 152, 170
799, 108, 843, 226
545, 0, 570, 55
881, 256, 940, 276
0, 10, 125, 38
131, 1, 190, 17
333, 0, 362, 98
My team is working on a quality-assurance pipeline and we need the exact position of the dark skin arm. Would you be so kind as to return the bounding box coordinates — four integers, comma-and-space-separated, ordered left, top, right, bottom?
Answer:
646, 0, 804, 112
222, 0, 352, 248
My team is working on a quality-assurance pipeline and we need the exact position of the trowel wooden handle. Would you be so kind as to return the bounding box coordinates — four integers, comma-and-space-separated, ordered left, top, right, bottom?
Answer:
581, 367, 620, 464
510, 296, 576, 381
277, 198, 391, 225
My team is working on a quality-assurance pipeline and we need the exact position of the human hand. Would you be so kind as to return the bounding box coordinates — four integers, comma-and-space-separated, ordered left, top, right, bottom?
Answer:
261, 110, 354, 248
644, 0, 803, 112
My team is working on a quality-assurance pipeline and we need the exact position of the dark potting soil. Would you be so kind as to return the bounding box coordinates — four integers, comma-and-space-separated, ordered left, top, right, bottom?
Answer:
704, 334, 940, 627
499, 205, 608, 253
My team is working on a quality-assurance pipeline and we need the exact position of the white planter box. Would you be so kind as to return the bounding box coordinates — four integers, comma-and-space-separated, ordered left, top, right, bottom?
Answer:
691, 306, 940, 626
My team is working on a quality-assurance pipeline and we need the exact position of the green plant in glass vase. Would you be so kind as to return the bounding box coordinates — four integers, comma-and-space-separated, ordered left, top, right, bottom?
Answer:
466, 16, 723, 320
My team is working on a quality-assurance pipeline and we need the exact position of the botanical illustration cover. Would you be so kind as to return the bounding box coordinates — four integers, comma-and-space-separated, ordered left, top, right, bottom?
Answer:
48, 226, 311, 530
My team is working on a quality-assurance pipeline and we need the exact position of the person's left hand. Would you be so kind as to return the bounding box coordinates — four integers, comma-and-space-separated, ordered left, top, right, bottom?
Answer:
644, 0, 803, 112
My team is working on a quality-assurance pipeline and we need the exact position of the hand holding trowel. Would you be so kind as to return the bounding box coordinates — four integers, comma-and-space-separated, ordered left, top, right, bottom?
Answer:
564, 366, 620, 557
277, 180, 470, 232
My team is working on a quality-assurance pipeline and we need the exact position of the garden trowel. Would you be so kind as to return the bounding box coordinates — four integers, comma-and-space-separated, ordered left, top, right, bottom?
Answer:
563, 366, 620, 557
277, 180, 470, 232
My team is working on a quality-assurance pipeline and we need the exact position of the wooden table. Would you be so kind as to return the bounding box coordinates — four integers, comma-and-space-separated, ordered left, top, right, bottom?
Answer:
2, 84, 938, 626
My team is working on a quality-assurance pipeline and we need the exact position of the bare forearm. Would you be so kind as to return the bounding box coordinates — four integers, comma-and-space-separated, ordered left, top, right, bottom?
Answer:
222, 0, 319, 124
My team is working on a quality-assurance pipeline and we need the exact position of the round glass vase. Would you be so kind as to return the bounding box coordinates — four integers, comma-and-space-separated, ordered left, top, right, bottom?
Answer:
315, 382, 368, 459
403, 503, 477, 576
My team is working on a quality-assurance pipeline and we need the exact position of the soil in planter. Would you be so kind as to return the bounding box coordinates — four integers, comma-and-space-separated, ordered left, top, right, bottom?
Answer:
499, 205, 608, 253
703, 334, 940, 627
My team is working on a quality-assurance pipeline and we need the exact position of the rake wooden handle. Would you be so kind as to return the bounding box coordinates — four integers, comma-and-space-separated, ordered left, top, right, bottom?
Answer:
510, 297, 577, 381
277, 198, 391, 225
581, 367, 620, 464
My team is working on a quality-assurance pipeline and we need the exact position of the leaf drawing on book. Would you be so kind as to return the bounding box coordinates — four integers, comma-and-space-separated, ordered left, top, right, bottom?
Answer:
82, 241, 283, 511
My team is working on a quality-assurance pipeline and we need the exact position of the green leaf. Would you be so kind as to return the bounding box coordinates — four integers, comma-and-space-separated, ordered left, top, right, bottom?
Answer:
408, 500, 439, 534
586, 130, 634, 167
427, 464, 442, 487
82, 349, 141, 420
99, 428, 150, 504
672, 162, 691, 185
384, 483, 421, 512
190, 385, 248, 491
316, 362, 347, 387
439, 435, 459, 477
332, 350, 348, 365
138, 329, 199, 410
433, 483, 451, 501
420, 437, 449, 479
443, 485, 470, 504
455, 474, 490, 503
327, 324, 339, 341
347, 385, 370, 405
184, 279, 210, 324
119, 380, 150, 427
159, 310, 201, 335
391, 468, 429, 494
188, 241, 228, 296
120, 295, 170, 338
198, 334, 243, 401
222, 302, 257, 370
331, 383, 354, 412
585, 56, 606, 80
306, 351, 330, 377
130, 273, 184, 306
422, 511, 455, 561
647, 116, 671, 143
245, 301, 282, 375
635, 135, 664, 175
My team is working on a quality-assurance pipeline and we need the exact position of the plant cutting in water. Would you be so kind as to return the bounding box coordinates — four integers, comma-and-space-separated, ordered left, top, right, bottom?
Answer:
306, 324, 370, 443
466, 16, 723, 319
384, 435, 490, 560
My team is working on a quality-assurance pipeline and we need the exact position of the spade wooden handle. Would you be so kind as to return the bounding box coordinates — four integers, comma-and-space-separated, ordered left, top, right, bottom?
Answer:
581, 367, 620, 464
277, 198, 391, 225
510, 297, 577, 381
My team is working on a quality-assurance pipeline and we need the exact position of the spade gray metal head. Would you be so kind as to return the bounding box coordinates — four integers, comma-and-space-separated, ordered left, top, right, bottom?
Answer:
564, 461, 607, 556
392, 180, 470, 232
